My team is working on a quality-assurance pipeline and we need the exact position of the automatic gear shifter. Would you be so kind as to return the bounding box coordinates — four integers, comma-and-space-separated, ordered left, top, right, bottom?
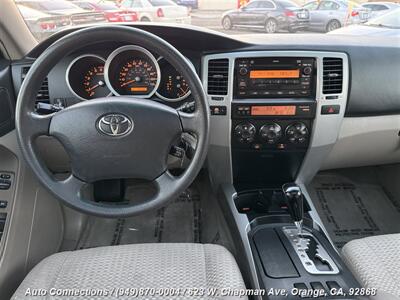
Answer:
282, 183, 304, 235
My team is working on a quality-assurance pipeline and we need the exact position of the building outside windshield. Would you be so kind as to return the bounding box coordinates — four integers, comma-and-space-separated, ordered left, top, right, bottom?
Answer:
15, 0, 400, 41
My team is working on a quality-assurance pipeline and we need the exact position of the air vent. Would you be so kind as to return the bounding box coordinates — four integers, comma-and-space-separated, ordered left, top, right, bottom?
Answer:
207, 59, 229, 95
323, 58, 343, 94
21, 67, 50, 103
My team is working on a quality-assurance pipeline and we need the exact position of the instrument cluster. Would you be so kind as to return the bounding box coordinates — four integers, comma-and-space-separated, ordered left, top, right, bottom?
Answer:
66, 45, 193, 103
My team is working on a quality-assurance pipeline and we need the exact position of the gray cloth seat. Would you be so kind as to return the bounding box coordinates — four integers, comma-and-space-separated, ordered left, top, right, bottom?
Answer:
12, 243, 247, 300
342, 234, 400, 300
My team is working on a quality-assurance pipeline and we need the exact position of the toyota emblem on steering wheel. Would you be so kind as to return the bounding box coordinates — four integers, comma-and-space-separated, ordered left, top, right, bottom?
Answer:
97, 113, 133, 137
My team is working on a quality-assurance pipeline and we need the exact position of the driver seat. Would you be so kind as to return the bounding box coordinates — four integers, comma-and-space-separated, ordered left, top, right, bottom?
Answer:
12, 243, 247, 300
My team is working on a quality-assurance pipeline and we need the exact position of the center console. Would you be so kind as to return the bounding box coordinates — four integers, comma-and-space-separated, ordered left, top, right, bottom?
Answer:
203, 51, 355, 299
231, 57, 316, 188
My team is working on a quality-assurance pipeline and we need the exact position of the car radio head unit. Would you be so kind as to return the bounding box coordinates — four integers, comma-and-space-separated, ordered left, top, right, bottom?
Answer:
234, 57, 316, 99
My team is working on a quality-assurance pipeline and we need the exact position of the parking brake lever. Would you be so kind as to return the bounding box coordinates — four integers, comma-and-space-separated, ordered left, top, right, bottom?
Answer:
282, 183, 304, 236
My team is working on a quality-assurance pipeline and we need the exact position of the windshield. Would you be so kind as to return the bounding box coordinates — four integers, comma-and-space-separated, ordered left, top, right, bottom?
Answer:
365, 8, 400, 28
15, 0, 399, 42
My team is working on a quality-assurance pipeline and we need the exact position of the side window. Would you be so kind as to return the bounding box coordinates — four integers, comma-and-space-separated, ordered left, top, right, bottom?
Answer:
375, 5, 389, 11
259, 1, 275, 9
244, 1, 260, 9
318, 1, 339, 10
304, 1, 318, 10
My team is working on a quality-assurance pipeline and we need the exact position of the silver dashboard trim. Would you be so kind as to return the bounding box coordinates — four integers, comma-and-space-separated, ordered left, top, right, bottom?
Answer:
202, 50, 349, 189
282, 227, 340, 275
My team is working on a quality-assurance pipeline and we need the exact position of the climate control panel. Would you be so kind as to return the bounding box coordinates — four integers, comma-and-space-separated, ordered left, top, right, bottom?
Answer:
233, 120, 310, 150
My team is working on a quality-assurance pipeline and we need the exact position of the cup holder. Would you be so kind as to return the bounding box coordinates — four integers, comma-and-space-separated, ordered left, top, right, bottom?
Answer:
234, 189, 287, 215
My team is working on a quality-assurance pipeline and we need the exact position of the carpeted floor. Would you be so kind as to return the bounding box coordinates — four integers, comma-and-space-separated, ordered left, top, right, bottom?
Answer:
308, 172, 400, 249
77, 186, 201, 249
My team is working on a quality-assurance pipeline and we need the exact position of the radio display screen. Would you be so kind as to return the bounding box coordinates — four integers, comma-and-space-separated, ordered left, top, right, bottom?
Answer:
251, 105, 296, 116
249, 70, 300, 79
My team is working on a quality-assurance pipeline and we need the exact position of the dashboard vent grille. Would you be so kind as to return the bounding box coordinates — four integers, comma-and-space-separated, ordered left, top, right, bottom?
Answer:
21, 67, 50, 103
207, 59, 229, 95
323, 58, 343, 94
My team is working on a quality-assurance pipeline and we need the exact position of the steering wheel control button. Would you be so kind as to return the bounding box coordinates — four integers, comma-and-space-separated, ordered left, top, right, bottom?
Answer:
0, 174, 11, 179
97, 113, 133, 137
0, 179, 11, 190
210, 106, 227, 116
260, 123, 282, 144
234, 123, 256, 143
321, 105, 340, 115
286, 123, 309, 144
0, 201, 7, 209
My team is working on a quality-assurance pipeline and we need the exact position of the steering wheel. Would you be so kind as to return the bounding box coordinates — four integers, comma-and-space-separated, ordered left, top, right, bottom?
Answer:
15, 26, 210, 218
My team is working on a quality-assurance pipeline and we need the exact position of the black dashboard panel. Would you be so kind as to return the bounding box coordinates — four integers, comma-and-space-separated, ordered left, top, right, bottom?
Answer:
8, 24, 400, 118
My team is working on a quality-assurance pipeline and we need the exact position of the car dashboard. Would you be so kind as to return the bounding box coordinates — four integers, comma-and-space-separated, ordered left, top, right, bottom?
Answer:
5, 24, 400, 189
0, 23, 399, 300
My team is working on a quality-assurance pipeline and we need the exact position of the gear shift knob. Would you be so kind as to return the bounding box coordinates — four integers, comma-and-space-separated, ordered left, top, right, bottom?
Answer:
282, 183, 304, 235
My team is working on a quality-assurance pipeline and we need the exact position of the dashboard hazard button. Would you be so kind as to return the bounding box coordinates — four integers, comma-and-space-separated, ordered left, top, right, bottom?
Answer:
321, 105, 340, 115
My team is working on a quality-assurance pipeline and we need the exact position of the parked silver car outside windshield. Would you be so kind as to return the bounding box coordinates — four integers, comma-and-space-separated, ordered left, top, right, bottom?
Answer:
14, 0, 400, 41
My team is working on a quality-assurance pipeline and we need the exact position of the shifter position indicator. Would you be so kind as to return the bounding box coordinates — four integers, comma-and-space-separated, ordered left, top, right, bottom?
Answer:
282, 183, 339, 275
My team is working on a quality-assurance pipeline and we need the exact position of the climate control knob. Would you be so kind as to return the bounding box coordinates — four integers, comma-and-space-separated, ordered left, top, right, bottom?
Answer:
260, 123, 282, 144
234, 123, 256, 143
286, 122, 309, 144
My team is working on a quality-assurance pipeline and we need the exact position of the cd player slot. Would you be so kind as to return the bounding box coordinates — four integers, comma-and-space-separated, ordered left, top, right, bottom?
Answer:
235, 57, 316, 99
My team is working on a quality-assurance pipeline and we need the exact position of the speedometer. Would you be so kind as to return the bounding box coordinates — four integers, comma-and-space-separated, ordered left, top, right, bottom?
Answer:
105, 45, 160, 98
118, 59, 158, 95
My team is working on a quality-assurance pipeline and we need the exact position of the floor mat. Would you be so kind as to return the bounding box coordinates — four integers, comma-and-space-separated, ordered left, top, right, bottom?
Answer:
77, 187, 201, 249
309, 173, 400, 249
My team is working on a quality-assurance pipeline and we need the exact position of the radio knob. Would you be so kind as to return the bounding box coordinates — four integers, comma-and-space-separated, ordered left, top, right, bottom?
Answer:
260, 123, 282, 144
302, 66, 312, 75
239, 67, 248, 76
286, 122, 309, 144
234, 123, 256, 143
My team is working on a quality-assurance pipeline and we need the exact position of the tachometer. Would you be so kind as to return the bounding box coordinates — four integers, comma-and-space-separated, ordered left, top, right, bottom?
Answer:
66, 55, 111, 100
105, 45, 160, 98
155, 57, 192, 102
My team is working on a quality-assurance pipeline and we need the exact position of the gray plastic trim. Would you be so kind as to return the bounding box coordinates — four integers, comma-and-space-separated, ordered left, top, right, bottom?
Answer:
220, 184, 262, 297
